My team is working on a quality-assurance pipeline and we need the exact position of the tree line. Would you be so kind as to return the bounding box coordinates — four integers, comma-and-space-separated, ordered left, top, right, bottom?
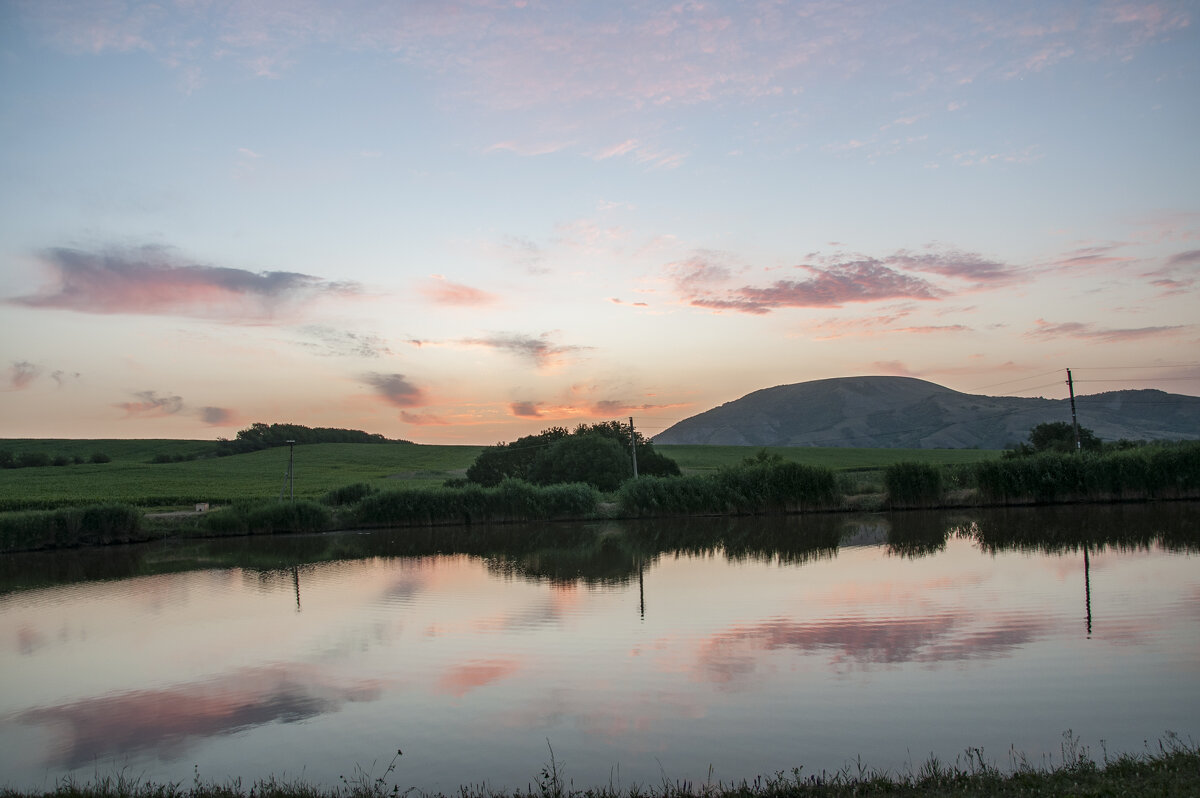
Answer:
216, 422, 412, 455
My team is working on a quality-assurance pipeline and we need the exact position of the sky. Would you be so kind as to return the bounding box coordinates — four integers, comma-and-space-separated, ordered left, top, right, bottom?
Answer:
1, 0, 1198, 444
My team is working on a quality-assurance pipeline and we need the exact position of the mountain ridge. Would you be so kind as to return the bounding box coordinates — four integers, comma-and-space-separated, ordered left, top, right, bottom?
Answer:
653, 376, 1200, 449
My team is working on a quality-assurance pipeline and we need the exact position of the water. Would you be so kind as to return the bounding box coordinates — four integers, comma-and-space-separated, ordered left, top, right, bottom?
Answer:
1, 504, 1197, 793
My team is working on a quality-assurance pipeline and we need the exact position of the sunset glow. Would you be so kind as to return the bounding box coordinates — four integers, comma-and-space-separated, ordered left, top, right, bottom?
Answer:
1, 1, 1197, 443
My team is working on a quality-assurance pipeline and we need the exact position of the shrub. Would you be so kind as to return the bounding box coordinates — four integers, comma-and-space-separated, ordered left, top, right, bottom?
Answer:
89, 451, 112, 464
16, 451, 51, 468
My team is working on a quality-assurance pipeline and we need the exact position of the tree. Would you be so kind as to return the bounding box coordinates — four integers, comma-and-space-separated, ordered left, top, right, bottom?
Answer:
529, 433, 631, 491
1027, 421, 1102, 453
465, 421, 681, 488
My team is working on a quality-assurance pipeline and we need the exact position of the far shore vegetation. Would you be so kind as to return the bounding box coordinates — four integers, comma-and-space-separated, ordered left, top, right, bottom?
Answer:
1, 421, 1198, 553
1, 732, 1197, 798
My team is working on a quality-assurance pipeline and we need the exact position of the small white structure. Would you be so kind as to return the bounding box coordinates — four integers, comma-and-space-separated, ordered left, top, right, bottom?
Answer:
195, 503, 210, 513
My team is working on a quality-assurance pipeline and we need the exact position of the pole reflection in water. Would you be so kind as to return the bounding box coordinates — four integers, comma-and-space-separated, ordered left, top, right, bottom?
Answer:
1084, 546, 1092, 638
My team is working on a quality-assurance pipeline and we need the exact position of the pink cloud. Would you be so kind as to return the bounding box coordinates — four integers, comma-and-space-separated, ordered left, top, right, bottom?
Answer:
1026, 319, 1188, 343
419, 276, 499, 307
691, 261, 943, 314
673, 247, 1016, 315
889, 249, 1020, 286
11, 246, 358, 322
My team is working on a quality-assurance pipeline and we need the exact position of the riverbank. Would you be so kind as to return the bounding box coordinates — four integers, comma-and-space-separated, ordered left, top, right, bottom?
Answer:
2, 444, 1197, 553
4, 735, 1197, 798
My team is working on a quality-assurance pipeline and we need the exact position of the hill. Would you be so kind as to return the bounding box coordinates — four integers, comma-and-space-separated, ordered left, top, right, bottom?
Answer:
653, 376, 1200, 449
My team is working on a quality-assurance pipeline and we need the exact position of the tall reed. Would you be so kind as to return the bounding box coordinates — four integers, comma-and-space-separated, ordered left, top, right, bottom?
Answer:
616, 460, 839, 517
883, 462, 944, 509
0, 503, 141, 550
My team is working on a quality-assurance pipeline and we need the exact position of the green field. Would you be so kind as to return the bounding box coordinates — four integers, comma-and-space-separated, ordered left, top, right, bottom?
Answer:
0, 439, 1001, 511
0, 440, 483, 510
656, 444, 1002, 472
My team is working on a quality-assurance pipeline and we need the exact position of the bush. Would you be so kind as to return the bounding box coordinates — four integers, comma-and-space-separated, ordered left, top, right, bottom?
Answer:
16, 451, 51, 468
89, 452, 112, 464
884, 462, 944, 508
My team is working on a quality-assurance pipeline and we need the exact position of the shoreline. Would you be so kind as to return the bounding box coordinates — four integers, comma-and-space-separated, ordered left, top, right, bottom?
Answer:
3, 490, 1198, 555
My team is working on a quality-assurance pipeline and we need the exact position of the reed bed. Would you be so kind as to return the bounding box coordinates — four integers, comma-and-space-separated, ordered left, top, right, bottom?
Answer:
972, 443, 1200, 504
352, 479, 600, 527
616, 461, 839, 517
0, 504, 141, 550
882, 462, 944, 509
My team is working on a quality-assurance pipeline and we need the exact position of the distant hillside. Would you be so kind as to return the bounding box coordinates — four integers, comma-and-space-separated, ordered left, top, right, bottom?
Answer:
653, 376, 1200, 449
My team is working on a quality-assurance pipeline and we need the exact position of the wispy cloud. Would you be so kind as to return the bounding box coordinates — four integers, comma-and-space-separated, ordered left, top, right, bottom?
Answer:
1045, 243, 1137, 270
115, 390, 184, 418
400, 411, 449, 426
11, 246, 359, 322
419, 276, 499, 307
870, 361, 919, 377
19, 0, 1187, 113
364, 373, 426, 408
1026, 319, 1188, 343
486, 140, 572, 156
1167, 249, 1200, 267
591, 139, 687, 169
297, 326, 392, 358
459, 333, 590, 369
8, 361, 40, 390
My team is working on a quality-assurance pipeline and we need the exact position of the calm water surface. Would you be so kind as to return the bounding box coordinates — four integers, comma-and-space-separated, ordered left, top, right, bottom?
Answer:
1, 504, 1197, 792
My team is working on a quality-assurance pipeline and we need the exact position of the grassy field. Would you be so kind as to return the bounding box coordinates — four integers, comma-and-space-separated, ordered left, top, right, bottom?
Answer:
656, 444, 1001, 473
0, 439, 1004, 511
0, 440, 483, 510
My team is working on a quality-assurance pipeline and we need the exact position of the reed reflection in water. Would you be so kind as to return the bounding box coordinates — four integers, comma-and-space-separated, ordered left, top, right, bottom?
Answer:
0, 503, 1196, 793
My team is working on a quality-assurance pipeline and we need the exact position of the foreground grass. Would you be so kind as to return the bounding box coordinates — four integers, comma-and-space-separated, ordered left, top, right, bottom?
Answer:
4, 735, 1197, 798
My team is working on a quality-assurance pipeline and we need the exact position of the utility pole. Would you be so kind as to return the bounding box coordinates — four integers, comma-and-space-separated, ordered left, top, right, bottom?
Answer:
1066, 369, 1081, 453
628, 416, 639, 478
279, 440, 297, 501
